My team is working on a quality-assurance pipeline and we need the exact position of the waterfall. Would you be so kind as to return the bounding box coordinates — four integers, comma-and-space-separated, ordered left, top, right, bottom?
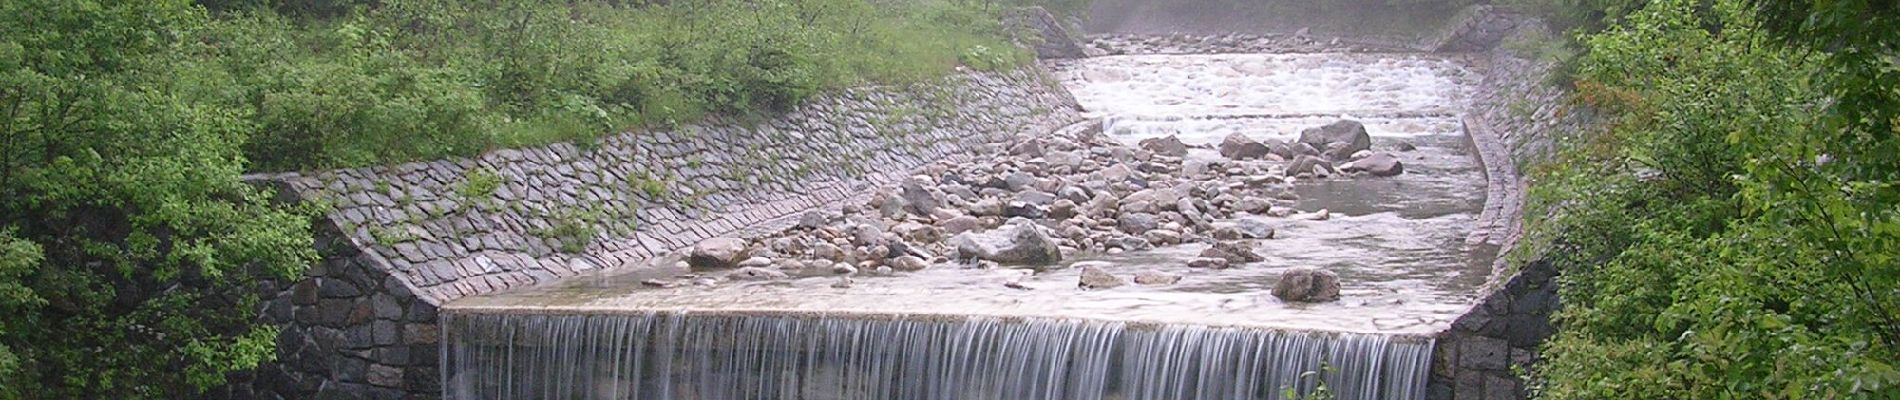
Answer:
443, 311, 1432, 400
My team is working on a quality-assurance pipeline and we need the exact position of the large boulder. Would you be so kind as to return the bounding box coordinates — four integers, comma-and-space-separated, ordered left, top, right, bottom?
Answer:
1078, 267, 1125, 289
688, 238, 749, 269
1286, 155, 1335, 177
949, 218, 1063, 265
1341, 152, 1404, 177
900, 179, 941, 216
1218, 133, 1271, 160
1138, 135, 1190, 157
1266, 139, 1299, 160
1116, 212, 1160, 234
1297, 120, 1371, 160
1271, 267, 1341, 303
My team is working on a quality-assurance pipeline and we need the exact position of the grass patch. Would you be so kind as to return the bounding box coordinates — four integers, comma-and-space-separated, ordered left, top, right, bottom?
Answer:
455, 168, 503, 200
197, 0, 1032, 171
626, 170, 668, 200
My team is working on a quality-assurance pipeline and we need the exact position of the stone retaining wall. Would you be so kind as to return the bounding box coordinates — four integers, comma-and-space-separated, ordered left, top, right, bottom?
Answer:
1428, 13, 1592, 400
220, 68, 1084, 400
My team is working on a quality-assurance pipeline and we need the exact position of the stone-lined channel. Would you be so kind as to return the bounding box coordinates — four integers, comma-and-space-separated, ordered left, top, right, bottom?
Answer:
442, 41, 1496, 400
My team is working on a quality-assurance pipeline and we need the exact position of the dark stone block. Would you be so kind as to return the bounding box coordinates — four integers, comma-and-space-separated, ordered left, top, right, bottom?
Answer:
383, 276, 410, 294
294, 305, 321, 325
404, 301, 437, 324
319, 278, 363, 298
1429, 381, 1454, 400
314, 382, 369, 400
333, 356, 369, 384
265, 297, 293, 324
294, 371, 324, 395
345, 325, 375, 350
367, 364, 404, 388
374, 346, 410, 366
403, 323, 439, 345
1453, 369, 1485, 400
363, 386, 404, 399
318, 299, 354, 328
373, 320, 399, 346
1461, 336, 1510, 371
372, 294, 402, 321
409, 344, 440, 367
347, 301, 375, 325
1483, 374, 1521, 400
292, 280, 320, 305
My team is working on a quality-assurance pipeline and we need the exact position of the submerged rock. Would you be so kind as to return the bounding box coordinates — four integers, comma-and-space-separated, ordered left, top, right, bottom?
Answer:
1134, 271, 1183, 285
889, 255, 929, 272
1271, 267, 1340, 303
1341, 152, 1404, 177
1186, 257, 1231, 269
1200, 241, 1264, 264
727, 267, 789, 281
737, 257, 773, 268
949, 218, 1063, 265
1235, 219, 1276, 239
688, 238, 748, 269
830, 262, 859, 275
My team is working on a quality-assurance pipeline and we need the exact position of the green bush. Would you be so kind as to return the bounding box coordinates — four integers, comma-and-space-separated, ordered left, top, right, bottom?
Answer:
0, 1, 317, 397
204, 0, 1030, 171
1519, 0, 1900, 398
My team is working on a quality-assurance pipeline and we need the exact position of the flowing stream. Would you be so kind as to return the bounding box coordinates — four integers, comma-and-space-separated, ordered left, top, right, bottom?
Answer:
443, 49, 1492, 400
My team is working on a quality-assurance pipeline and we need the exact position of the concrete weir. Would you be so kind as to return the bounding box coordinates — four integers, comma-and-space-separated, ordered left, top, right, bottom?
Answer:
229, 7, 1567, 400
441, 311, 1432, 400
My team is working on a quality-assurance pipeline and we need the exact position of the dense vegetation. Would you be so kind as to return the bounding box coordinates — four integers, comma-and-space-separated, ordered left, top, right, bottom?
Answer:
0, 0, 1037, 397
1514, 0, 1900, 397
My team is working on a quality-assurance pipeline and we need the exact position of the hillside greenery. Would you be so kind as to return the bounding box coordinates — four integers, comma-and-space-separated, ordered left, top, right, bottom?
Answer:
1514, 0, 1900, 398
0, 0, 1038, 397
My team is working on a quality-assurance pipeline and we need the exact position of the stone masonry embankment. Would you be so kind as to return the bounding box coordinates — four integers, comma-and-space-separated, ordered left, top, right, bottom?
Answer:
1428, 11, 1591, 400
223, 68, 1083, 400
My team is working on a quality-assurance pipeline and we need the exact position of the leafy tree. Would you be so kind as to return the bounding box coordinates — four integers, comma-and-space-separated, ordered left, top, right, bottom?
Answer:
0, 0, 314, 397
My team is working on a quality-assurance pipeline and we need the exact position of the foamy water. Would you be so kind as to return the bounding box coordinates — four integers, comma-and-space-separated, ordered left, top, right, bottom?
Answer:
1057, 54, 1477, 119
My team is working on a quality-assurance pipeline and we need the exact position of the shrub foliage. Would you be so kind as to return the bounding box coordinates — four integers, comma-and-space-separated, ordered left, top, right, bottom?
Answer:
1519, 0, 1900, 397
